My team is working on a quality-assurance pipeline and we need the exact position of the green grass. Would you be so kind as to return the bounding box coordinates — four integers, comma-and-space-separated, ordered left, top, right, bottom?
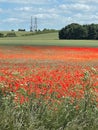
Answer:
0, 31, 98, 47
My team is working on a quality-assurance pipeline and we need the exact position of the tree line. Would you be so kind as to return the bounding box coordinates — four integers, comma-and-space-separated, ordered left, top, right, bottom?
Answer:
59, 23, 98, 40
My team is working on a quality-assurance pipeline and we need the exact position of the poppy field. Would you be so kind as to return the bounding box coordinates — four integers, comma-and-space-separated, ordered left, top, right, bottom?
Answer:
0, 46, 98, 130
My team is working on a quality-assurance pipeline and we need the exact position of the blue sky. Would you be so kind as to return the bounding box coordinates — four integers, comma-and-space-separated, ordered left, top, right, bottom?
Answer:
0, 0, 98, 31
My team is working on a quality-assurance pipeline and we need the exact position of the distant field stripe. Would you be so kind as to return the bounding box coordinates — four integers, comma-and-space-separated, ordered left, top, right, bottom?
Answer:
0, 32, 98, 47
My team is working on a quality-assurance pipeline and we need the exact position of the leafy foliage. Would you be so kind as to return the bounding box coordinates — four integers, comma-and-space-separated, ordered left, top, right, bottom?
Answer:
0, 33, 4, 38
59, 23, 98, 40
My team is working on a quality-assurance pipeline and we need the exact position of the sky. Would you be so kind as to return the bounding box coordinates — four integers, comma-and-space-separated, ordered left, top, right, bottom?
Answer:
0, 0, 98, 31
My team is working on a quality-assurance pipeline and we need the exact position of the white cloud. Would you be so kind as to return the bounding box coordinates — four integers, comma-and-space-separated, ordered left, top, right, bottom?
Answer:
3, 18, 22, 23
62, 0, 98, 4
59, 3, 93, 12
81, 0, 98, 3
13, 6, 59, 19
15, 7, 33, 12
36, 13, 59, 19
72, 4, 91, 11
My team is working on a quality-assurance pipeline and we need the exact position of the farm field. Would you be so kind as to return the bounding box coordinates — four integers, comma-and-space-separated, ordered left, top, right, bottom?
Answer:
0, 32, 98, 47
0, 45, 98, 130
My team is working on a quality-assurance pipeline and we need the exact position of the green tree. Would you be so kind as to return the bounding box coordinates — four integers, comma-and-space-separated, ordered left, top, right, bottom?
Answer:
0, 33, 4, 38
87, 24, 97, 39
59, 23, 98, 40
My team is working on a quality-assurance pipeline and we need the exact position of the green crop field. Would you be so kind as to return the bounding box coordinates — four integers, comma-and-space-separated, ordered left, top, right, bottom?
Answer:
0, 31, 98, 47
